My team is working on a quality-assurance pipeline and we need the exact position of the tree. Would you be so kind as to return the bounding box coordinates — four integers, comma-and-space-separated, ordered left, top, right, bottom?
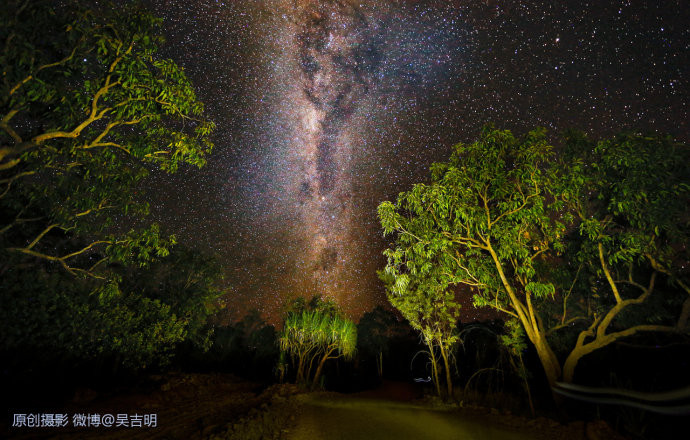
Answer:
0, 265, 190, 370
357, 305, 405, 378
378, 268, 460, 397
0, 0, 214, 283
120, 246, 225, 350
1, 243, 224, 371
379, 126, 689, 394
378, 127, 560, 393
309, 314, 357, 388
556, 131, 690, 382
0, 1, 217, 372
278, 297, 357, 388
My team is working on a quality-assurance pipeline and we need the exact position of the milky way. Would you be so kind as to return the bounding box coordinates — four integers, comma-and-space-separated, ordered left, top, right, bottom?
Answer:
146, 0, 687, 324
234, 0, 466, 320
289, 1, 381, 305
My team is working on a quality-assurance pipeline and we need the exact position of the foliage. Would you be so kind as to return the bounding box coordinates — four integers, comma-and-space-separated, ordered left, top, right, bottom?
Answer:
557, 131, 690, 381
120, 247, 224, 351
283, 294, 339, 317
500, 318, 535, 415
278, 297, 357, 388
202, 311, 279, 380
0, 268, 186, 369
378, 126, 560, 394
377, 268, 459, 396
0, 1, 218, 372
0, 0, 214, 282
378, 125, 690, 395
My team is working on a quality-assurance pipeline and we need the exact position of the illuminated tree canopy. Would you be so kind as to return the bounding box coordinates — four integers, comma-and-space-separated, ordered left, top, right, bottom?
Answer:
379, 126, 689, 392
0, 0, 218, 368
1, 0, 214, 284
278, 297, 357, 388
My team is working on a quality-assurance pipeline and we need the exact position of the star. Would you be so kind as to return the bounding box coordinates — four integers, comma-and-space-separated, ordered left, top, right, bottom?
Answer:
144, 0, 687, 324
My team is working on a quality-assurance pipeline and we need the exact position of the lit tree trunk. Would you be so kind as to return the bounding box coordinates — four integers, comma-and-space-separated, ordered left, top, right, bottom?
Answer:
531, 333, 561, 389
562, 322, 676, 383
562, 347, 587, 383
561, 262, 676, 382
489, 246, 562, 390
296, 352, 308, 384
438, 340, 453, 397
426, 339, 441, 396
312, 346, 336, 389
306, 350, 320, 382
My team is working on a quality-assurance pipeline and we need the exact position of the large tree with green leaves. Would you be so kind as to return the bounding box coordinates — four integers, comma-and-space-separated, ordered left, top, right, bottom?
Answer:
0, 1, 218, 370
556, 131, 690, 382
378, 126, 689, 393
0, 0, 214, 284
379, 126, 562, 391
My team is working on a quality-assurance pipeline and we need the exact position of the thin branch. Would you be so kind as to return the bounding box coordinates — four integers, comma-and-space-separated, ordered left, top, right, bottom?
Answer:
595, 324, 678, 351
0, 170, 35, 198
0, 109, 22, 142
646, 253, 690, 296
561, 263, 583, 325
25, 223, 59, 249
9, 40, 83, 97
599, 242, 622, 304
547, 316, 588, 337
0, 203, 41, 234
575, 314, 604, 349
9, 240, 111, 263
490, 193, 538, 228
0, 141, 35, 170
88, 256, 109, 272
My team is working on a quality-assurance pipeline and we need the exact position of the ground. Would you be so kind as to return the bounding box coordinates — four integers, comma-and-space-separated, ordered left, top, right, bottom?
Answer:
3, 373, 626, 439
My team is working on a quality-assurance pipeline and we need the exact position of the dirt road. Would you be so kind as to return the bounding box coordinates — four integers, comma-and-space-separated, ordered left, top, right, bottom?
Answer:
286, 393, 539, 440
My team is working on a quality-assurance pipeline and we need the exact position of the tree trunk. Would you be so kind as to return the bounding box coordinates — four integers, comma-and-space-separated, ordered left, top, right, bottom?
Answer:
377, 350, 383, 378
439, 341, 453, 398
562, 351, 582, 383
296, 353, 307, 384
527, 330, 562, 400
312, 348, 335, 389
488, 246, 562, 395
427, 341, 441, 396
517, 353, 535, 417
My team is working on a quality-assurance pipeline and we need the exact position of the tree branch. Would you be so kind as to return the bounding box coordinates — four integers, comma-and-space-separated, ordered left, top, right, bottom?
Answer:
597, 271, 657, 338
547, 316, 588, 337
0, 170, 35, 198
599, 242, 622, 304
561, 263, 583, 325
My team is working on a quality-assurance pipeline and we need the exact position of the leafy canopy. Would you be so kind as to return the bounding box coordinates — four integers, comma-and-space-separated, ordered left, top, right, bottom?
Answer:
0, 1, 220, 371
1, 0, 215, 283
379, 126, 567, 323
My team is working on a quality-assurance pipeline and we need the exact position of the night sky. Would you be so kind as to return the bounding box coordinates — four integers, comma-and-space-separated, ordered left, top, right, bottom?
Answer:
141, 0, 688, 324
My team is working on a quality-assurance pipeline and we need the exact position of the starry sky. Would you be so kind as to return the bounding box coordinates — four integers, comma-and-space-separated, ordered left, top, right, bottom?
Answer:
141, 0, 688, 324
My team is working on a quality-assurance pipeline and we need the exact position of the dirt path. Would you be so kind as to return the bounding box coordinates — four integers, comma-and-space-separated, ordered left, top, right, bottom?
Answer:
286, 393, 540, 440
4, 376, 606, 440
